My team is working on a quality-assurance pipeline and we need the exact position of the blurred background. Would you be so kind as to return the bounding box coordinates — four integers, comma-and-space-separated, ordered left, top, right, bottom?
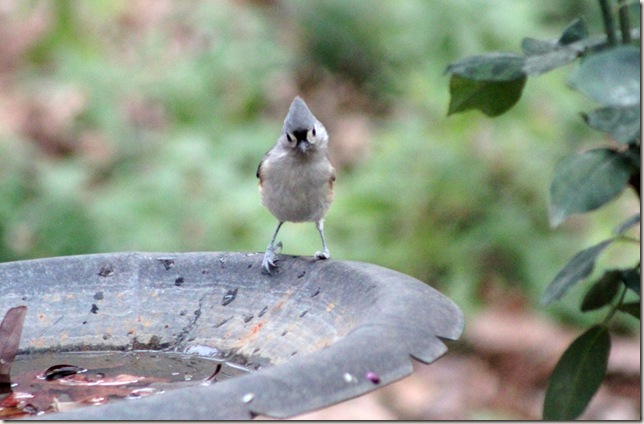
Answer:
0, 0, 639, 419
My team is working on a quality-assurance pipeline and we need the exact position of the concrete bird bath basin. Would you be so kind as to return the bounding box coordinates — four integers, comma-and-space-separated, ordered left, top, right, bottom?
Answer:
0, 252, 464, 420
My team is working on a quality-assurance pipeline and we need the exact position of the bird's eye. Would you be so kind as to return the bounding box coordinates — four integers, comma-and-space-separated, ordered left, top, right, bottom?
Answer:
312, 128, 316, 137
286, 133, 293, 142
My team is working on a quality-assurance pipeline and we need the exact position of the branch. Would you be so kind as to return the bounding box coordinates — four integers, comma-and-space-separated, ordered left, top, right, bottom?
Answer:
599, 0, 618, 45
617, 0, 632, 43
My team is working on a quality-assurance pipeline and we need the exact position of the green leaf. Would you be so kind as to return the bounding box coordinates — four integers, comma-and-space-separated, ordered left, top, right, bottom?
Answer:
558, 17, 589, 45
523, 30, 638, 76
543, 325, 611, 420
618, 302, 640, 319
445, 53, 525, 81
613, 213, 640, 236
549, 148, 635, 227
542, 240, 613, 305
568, 46, 640, 106
520, 18, 587, 56
625, 2, 641, 28
445, 53, 529, 116
621, 268, 641, 297
520, 21, 609, 76
580, 270, 622, 311
447, 74, 527, 117
522, 47, 581, 76
583, 105, 641, 144
521, 37, 556, 55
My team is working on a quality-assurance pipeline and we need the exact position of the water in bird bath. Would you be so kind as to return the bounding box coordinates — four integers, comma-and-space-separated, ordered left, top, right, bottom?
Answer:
1, 349, 249, 418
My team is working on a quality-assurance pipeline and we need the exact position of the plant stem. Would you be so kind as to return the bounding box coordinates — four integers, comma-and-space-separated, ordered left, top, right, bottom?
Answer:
602, 284, 627, 325
616, 235, 641, 245
617, 0, 632, 43
599, 0, 618, 46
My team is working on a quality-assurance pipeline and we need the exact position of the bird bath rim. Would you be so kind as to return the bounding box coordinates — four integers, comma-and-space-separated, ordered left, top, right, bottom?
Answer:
0, 251, 465, 420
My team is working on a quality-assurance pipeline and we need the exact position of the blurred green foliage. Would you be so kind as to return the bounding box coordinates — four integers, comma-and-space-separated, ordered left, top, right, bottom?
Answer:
0, 0, 637, 328
445, 1, 640, 416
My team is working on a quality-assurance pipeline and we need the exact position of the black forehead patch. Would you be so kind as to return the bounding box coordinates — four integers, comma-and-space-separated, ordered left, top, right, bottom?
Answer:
292, 128, 309, 142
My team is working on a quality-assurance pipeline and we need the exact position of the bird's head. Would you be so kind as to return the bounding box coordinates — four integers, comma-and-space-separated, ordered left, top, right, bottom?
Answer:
280, 96, 328, 154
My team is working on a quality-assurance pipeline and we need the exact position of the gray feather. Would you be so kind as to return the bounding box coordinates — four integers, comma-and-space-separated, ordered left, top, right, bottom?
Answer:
283, 96, 316, 133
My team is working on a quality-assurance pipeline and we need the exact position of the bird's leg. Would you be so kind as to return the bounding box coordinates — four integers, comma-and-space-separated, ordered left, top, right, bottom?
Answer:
262, 221, 284, 274
314, 220, 331, 260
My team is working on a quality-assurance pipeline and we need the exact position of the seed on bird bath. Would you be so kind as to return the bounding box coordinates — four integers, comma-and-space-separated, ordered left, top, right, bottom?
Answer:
242, 393, 254, 403
365, 371, 380, 384
343, 372, 356, 383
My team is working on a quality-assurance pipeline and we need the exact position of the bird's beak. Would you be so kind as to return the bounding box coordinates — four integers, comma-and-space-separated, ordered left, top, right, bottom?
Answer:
297, 140, 310, 153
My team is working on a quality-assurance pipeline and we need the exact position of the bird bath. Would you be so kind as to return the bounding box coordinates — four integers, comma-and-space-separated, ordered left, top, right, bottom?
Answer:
0, 252, 464, 420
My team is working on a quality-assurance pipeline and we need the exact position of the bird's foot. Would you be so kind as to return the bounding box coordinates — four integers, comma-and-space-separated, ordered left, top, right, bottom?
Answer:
314, 248, 331, 260
262, 242, 282, 275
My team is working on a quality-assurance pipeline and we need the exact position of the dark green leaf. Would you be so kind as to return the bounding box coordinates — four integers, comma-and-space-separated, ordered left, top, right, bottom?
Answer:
618, 302, 640, 319
613, 213, 640, 235
583, 105, 641, 144
568, 46, 640, 106
580, 270, 622, 311
621, 268, 641, 296
445, 53, 525, 81
549, 148, 635, 227
542, 240, 613, 305
558, 17, 589, 45
447, 74, 527, 117
543, 325, 611, 420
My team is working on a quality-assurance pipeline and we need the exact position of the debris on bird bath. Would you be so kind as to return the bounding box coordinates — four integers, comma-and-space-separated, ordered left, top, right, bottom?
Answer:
38, 364, 87, 381
365, 371, 380, 384
156, 258, 175, 270
203, 363, 222, 385
221, 288, 238, 306
182, 345, 221, 357
2, 351, 249, 419
343, 372, 356, 384
97, 264, 114, 278
0, 306, 27, 389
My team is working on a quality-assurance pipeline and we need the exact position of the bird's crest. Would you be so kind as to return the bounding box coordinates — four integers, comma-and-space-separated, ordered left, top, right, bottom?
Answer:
283, 96, 316, 133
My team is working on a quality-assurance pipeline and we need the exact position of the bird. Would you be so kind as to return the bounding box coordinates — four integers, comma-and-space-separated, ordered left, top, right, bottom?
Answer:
257, 96, 336, 275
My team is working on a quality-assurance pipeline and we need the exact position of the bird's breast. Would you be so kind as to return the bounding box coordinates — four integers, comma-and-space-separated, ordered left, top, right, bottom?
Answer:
260, 155, 334, 223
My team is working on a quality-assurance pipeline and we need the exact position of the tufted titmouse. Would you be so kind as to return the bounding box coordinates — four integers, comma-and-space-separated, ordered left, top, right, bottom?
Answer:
257, 96, 336, 275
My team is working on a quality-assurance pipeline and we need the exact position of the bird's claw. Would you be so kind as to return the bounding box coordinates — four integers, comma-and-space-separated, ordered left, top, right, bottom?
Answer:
261, 253, 277, 275
314, 248, 331, 260
262, 242, 282, 275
